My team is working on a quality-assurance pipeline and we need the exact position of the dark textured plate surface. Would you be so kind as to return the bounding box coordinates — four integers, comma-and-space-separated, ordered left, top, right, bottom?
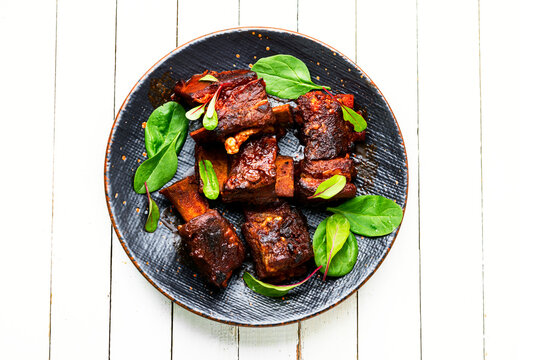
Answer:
104, 27, 408, 326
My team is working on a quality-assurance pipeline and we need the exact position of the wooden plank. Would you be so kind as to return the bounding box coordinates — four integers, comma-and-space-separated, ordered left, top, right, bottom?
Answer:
172, 2, 239, 359
417, 1, 484, 359
356, 0, 421, 359
0, 0, 56, 359
109, 0, 176, 359
48, 0, 115, 358
240, 0, 297, 30
481, 1, 548, 358
297, 1, 358, 359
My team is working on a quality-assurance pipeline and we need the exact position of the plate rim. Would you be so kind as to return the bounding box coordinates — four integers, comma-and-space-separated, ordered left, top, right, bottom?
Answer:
104, 26, 409, 327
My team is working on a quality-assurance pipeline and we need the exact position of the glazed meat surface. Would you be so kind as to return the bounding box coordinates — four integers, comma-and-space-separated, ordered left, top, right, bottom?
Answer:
296, 91, 366, 160
223, 135, 278, 204
242, 201, 313, 282
179, 209, 245, 288
173, 69, 256, 105
296, 156, 357, 201
159, 175, 209, 222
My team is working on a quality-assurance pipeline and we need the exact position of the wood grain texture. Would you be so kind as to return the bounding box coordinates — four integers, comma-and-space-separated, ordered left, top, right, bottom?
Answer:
356, 0, 421, 358
298, 1, 358, 358
0, 0, 56, 359
481, 1, 548, 359
109, 0, 176, 359
49, 0, 116, 358
417, 0, 484, 359
173, 2, 239, 358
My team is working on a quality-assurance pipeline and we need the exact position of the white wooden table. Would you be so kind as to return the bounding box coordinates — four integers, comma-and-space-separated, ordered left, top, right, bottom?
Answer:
1, 0, 546, 359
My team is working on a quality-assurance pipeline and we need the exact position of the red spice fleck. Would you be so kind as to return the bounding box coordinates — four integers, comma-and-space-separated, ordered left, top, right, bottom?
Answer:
258, 34, 262, 38
115, 193, 118, 198
248, 64, 253, 68
122, 201, 126, 205
266, 46, 270, 51
236, 54, 240, 58
142, 122, 146, 128
122, 155, 126, 161
142, 152, 147, 157
136, 208, 140, 213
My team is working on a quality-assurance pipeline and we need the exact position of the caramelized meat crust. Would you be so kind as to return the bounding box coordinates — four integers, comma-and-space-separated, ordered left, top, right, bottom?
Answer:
296, 91, 365, 160
179, 210, 245, 288
173, 69, 256, 105
295, 156, 357, 201
242, 201, 313, 282
275, 155, 294, 198
223, 135, 278, 204
159, 175, 209, 222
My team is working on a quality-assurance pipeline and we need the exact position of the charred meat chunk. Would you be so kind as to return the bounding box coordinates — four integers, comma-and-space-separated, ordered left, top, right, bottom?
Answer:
296, 91, 366, 160
173, 69, 256, 105
275, 155, 294, 198
242, 201, 313, 282
295, 155, 357, 201
223, 135, 278, 204
161, 175, 245, 288
159, 175, 209, 222
179, 209, 245, 288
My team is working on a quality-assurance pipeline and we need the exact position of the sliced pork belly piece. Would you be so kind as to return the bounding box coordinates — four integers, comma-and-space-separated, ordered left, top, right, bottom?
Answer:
296, 91, 366, 160
295, 155, 357, 202
223, 135, 278, 204
242, 201, 313, 282
160, 175, 245, 288
275, 155, 294, 198
173, 69, 256, 105
179, 209, 245, 288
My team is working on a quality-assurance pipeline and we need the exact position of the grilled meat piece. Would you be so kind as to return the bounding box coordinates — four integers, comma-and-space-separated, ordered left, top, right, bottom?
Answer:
223, 135, 278, 204
173, 69, 256, 105
194, 144, 229, 196
275, 155, 294, 198
161, 175, 245, 288
159, 175, 209, 222
296, 91, 366, 160
295, 155, 357, 201
242, 201, 313, 282
179, 209, 245, 288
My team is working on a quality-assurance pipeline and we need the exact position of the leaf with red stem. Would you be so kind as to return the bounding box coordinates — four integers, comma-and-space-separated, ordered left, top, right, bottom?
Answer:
323, 214, 351, 280
243, 265, 323, 298
185, 103, 206, 121
322, 87, 367, 132
308, 174, 346, 200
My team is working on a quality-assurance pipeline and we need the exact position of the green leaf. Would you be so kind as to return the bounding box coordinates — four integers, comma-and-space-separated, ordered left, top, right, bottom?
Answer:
203, 108, 218, 130
341, 105, 367, 132
313, 219, 358, 277
243, 266, 322, 298
252, 54, 330, 99
327, 195, 403, 237
198, 160, 220, 200
324, 214, 351, 278
133, 134, 180, 194
144, 101, 188, 157
199, 74, 219, 82
186, 104, 205, 121
144, 182, 160, 232
309, 174, 346, 199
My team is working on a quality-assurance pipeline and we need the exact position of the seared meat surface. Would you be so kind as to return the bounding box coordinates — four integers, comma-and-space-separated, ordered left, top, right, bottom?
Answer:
275, 155, 294, 198
161, 175, 245, 288
223, 135, 278, 204
295, 155, 357, 201
296, 91, 366, 160
179, 209, 245, 288
173, 69, 256, 105
242, 201, 313, 282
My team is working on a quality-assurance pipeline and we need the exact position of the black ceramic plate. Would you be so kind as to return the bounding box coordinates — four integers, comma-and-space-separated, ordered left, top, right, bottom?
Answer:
105, 27, 408, 326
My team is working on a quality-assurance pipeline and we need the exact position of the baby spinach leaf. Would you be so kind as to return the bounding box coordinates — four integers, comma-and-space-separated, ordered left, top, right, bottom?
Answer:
198, 160, 220, 200
199, 74, 219, 82
133, 134, 180, 194
144, 182, 160, 232
309, 174, 346, 199
323, 214, 351, 279
144, 101, 188, 158
327, 195, 403, 237
243, 266, 322, 298
313, 219, 358, 277
203, 108, 218, 130
252, 54, 330, 99
186, 104, 206, 121
341, 105, 367, 132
